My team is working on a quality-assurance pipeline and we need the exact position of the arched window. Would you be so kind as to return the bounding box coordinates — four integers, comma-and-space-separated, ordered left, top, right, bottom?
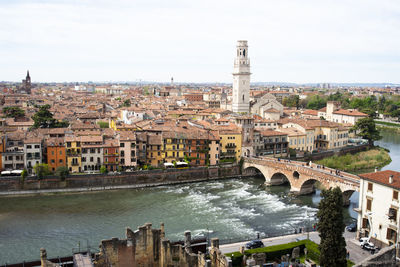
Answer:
242, 95, 244, 102
243, 49, 246, 57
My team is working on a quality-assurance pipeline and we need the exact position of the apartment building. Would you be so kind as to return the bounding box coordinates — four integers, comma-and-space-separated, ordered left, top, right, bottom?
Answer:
103, 139, 119, 172
45, 138, 66, 172
357, 170, 400, 248
65, 136, 82, 173
81, 135, 103, 172
254, 130, 288, 157
24, 137, 42, 174
119, 131, 137, 169
2, 132, 24, 170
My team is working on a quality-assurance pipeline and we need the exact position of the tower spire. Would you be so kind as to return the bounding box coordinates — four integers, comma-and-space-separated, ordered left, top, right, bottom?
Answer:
232, 40, 251, 113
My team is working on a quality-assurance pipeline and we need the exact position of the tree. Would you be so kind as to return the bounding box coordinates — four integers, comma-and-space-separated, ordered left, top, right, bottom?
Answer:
306, 95, 327, 110
282, 95, 299, 108
100, 165, 108, 174
55, 166, 69, 181
3, 106, 25, 118
20, 169, 28, 186
122, 99, 131, 107
33, 163, 51, 179
32, 104, 56, 128
31, 104, 69, 128
21, 169, 28, 179
317, 187, 347, 267
352, 117, 381, 147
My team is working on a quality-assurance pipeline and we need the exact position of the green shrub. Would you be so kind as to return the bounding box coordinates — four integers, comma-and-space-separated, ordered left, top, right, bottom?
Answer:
227, 240, 319, 266
97, 121, 109, 128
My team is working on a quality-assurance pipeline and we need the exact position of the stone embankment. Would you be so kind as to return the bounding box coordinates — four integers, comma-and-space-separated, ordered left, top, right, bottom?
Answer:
0, 165, 241, 196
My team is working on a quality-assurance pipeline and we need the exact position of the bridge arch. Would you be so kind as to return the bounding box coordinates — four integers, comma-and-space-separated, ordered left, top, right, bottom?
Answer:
299, 179, 318, 195
270, 172, 290, 186
243, 166, 265, 179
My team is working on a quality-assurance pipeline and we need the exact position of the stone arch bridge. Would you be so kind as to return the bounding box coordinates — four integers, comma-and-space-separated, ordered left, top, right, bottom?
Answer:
243, 157, 360, 205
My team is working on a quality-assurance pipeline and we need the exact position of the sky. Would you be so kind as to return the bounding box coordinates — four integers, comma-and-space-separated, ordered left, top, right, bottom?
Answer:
1, 0, 400, 83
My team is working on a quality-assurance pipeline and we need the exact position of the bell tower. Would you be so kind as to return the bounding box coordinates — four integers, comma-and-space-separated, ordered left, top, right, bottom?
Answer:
232, 40, 251, 113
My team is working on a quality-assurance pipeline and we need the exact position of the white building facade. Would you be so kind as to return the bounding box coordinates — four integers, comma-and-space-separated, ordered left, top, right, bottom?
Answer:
357, 170, 400, 248
232, 40, 251, 113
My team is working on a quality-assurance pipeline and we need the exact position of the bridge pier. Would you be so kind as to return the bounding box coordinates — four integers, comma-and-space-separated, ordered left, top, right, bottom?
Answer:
342, 190, 354, 207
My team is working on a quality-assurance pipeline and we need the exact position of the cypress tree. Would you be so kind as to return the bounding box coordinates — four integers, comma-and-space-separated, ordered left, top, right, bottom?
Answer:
317, 187, 347, 267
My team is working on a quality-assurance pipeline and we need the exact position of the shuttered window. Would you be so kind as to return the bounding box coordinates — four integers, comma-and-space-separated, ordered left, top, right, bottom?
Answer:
393, 191, 398, 200
368, 183, 373, 192
387, 228, 397, 241
366, 199, 372, 211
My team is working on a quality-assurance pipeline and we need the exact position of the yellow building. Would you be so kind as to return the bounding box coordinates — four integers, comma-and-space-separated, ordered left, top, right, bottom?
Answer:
146, 134, 163, 167
162, 132, 187, 164
65, 136, 82, 173
218, 129, 242, 162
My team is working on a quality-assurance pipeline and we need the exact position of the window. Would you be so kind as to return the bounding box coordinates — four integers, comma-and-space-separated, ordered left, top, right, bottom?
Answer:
393, 191, 398, 200
59, 159, 63, 163
27, 145, 32, 149
387, 228, 397, 241
366, 198, 372, 211
120, 143, 125, 147
51, 151, 54, 155
362, 218, 369, 228
389, 208, 397, 221
51, 159, 55, 163
35, 145, 40, 149
367, 183, 373, 192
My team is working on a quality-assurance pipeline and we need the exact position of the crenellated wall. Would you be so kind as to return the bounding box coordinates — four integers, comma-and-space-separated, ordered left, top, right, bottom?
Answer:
92, 223, 230, 267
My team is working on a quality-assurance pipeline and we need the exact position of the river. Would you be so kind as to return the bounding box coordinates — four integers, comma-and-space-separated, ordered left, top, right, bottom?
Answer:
0, 129, 398, 264
376, 127, 400, 172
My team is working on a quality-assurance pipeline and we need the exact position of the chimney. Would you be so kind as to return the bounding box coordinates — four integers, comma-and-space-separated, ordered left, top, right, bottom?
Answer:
389, 175, 394, 184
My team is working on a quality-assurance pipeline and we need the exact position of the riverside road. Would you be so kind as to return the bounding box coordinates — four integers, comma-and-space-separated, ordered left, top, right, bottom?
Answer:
220, 231, 365, 264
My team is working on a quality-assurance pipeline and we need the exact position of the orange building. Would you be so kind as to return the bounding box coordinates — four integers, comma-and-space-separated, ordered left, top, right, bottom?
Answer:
46, 138, 66, 172
103, 139, 119, 172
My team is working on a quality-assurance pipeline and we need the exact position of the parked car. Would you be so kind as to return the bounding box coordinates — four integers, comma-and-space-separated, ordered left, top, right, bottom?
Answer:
360, 238, 377, 254
346, 222, 357, 232
245, 240, 264, 249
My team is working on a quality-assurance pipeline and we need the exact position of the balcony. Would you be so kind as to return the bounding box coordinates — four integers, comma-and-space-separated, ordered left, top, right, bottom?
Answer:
104, 153, 119, 156
26, 156, 41, 160
71, 162, 80, 166
225, 144, 237, 148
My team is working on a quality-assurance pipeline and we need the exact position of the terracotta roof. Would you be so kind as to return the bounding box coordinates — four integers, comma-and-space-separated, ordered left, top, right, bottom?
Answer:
265, 108, 280, 113
259, 130, 287, 137
302, 109, 319, 116
359, 170, 400, 190
333, 109, 368, 117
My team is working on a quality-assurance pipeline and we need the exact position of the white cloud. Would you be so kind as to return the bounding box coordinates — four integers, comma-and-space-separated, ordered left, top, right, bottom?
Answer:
0, 0, 399, 83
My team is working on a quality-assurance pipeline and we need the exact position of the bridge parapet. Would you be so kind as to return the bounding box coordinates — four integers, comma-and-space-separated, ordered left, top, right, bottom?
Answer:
243, 157, 359, 201
244, 157, 359, 186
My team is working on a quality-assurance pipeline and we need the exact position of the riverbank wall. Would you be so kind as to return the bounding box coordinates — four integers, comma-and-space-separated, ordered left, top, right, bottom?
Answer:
0, 165, 241, 196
